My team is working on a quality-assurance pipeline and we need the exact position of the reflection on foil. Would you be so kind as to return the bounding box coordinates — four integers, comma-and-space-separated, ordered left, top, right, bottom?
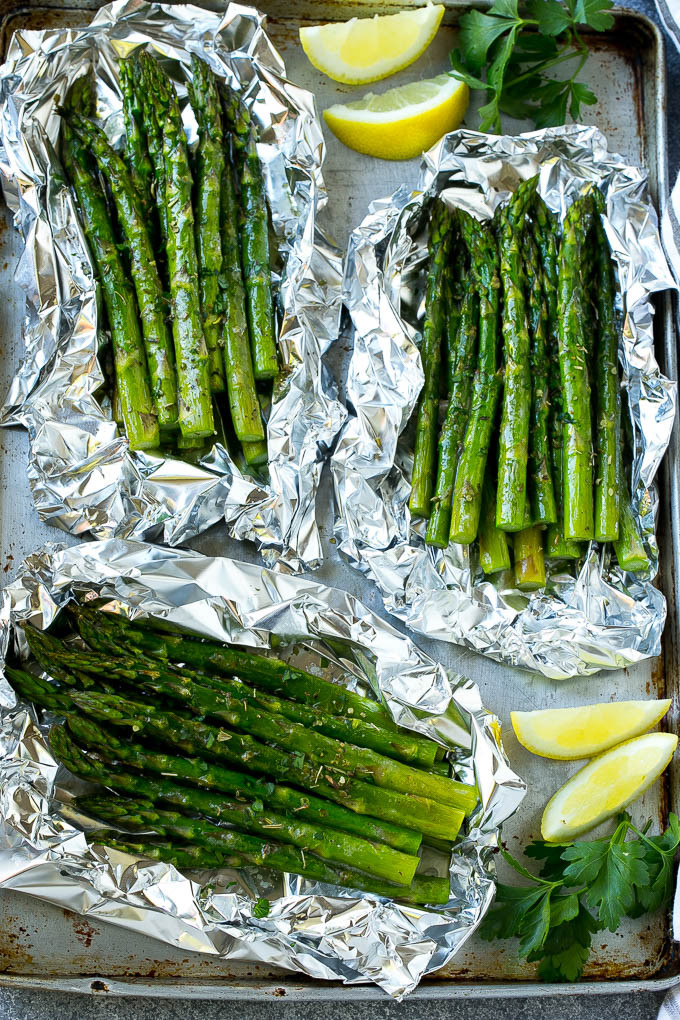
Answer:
0, 539, 524, 997
332, 126, 676, 680
0, 0, 346, 572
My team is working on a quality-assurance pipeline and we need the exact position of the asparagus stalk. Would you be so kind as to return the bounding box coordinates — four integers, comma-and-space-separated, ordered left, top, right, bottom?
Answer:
70, 690, 467, 840
426, 241, 478, 548
241, 438, 268, 467
61, 80, 159, 451
118, 56, 155, 227
137, 53, 169, 248
513, 517, 546, 591
60, 620, 438, 768
222, 88, 278, 381
449, 216, 502, 543
557, 193, 595, 541
68, 113, 178, 431
496, 179, 536, 532
32, 630, 473, 807
526, 231, 557, 526
478, 475, 511, 574
86, 829, 450, 906
6, 667, 71, 713
189, 56, 226, 393
51, 727, 419, 885
444, 250, 466, 395
592, 191, 621, 542
614, 473, 649, 572
219, 131, 265, 442
70, 606, 400, 734
409, 200, 451, 519
65, 713, 421, 854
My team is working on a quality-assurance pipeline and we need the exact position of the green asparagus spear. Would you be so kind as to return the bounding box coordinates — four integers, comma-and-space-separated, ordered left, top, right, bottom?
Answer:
136, 53, 169, 247
68, 113, 178, 431
478, 475, 511, 574
51, 727, 419, 885
60, 620, 438, 768
118, 56, 155, 227
526, 232, 557, 526
61, 81, 159, 451
219, 135, 266, 442
145, 56, 214, 440
426, 243, 478, 548
449, 216, 502, 543
30, 630, 472, 807
6, 666, 72, 713
70, 606, 400, 734
513, 512, 546, 591
64, 713, 421, 854
222, 88, 278, 381
614, 473, 649, 572
496, 181, 536, 532
409, 200, 451, 519
241, 438, 268, 466
70, 690, 467, 840
557, 193, 595, 541
85, 821, 450, 905
592, 192, 621, 542
189, 56, 226, 393
444, 249, 466, 395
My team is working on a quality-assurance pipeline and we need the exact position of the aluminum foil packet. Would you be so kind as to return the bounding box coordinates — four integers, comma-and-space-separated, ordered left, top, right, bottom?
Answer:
0, 0, 346, 572
332, 125, 677, 680
0, 539, 524, 997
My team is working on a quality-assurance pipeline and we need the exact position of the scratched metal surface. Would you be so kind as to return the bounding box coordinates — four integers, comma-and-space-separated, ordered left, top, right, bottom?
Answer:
0, 0, 677, 999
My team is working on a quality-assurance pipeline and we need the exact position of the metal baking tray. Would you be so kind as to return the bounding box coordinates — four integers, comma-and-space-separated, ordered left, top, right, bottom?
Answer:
0, 0, 677, 1000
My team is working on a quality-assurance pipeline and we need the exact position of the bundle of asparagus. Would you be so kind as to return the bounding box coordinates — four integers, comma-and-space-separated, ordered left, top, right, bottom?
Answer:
7, 606, 478, 906
409, 180, 649, 591
60, 53, 277, 466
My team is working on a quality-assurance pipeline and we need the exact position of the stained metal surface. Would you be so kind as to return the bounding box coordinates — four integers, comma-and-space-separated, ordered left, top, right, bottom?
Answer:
0, 0, 676, 999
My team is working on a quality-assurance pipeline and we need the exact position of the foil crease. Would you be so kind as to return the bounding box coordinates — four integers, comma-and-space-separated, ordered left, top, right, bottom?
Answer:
332, 126, 676, 680
0, 0, 346, 572
0, 539, 524, 997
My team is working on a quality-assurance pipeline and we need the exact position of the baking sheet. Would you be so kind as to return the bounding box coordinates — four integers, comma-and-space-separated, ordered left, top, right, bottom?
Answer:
0, 0, 677, 997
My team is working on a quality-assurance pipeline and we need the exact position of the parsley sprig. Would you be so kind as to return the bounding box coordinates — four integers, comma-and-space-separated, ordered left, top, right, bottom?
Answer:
480, 814, 680, 981
450, 0, 614, 133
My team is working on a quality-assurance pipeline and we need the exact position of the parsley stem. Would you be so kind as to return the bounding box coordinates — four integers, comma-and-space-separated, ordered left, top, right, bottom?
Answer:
502, 46, 582, 90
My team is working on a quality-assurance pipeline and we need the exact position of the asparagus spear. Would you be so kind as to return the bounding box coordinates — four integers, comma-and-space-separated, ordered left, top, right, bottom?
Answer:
449, 216, 502, 543
557, 193, 595, 541
526, 231, 556, 526
426, 241, 478, 548
444, 250, 466, 395
70, 691, 467, 839
65, 713, 421, 854
68, 113, 178, 432
6, 666, 72, 713
137, 53, 169, 247
85, 827, 450, 905
189, 56, 226, 393
58, 621, 438, 768
614, 473, 649, 572
513, 515, 546, 591
60, 80, 159, 451
118, 56, 155, 227
222, 88, 278, 381
478, 475, 511, 574
30, 630, 473, 808
51, 727, 419, 885
219, 131, 265, 442
592, 192, 621, 542
409, 200, 451, 519
496, 179, 536, 532
70, 606, 400, 734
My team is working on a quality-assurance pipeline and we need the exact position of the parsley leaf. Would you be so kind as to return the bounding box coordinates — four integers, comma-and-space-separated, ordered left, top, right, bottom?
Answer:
253, 897, 270, 918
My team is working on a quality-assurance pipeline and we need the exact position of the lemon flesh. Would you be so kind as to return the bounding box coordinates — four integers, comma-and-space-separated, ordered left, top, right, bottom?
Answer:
541, 732, 678, 842
299, 5, 445, 85
511, 699, 671, 760
323, 74, 469, 161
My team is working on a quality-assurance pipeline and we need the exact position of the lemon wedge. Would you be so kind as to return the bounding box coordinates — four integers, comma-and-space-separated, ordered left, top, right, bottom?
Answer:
323, 74, 469, 161
511, 699, 672, 760
299, 5, 445, 85
541, 732, 678, 842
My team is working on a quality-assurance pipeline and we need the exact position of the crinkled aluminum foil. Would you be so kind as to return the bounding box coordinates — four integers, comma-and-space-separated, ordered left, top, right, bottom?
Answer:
0, 538, 524, 998
0, 0, 346, 572
332, 126, 677, 680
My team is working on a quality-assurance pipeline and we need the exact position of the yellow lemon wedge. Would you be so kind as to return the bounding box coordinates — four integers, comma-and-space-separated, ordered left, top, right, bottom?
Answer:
541, 732, 678, 842
511, 699, 672, 760
299, 5, 445, 85
323, 74, 469, 161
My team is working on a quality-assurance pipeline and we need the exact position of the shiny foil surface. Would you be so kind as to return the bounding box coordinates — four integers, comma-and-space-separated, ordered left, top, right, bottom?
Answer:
0, 539, 524, 997
0, 0, 346, 572
332, 126, 676, 680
